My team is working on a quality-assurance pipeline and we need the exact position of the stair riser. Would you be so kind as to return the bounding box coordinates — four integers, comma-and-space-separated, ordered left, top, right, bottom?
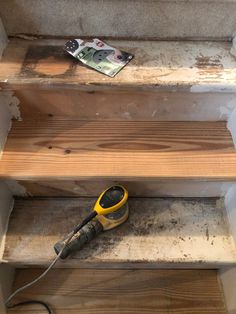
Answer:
7, 179, 233, 198
1, 0, 236, 40
14, 89, 236, 121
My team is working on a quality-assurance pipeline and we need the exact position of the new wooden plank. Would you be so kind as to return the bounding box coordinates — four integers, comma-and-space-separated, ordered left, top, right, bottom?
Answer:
7, 269, 226, 314
0, 39, 236, 89
0, 120, 235, 180
3, 197, 236, 267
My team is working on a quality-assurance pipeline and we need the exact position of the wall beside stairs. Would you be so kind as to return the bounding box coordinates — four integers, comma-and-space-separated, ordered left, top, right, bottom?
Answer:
221, 185, 236, 313
0, 18, 14, 314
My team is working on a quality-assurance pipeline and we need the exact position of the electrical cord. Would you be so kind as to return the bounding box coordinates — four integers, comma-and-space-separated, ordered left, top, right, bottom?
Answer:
5, 230, 75, 313
5, 211, 98, 313
7, 300, 52, 314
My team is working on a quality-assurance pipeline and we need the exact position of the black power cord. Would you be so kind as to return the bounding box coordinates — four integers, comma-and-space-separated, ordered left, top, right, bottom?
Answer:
5, 231, 75, 313
7, 300, 52, 313
5, 212, 98, 313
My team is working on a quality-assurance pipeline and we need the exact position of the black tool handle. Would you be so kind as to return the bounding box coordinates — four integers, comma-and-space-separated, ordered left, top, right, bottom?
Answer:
54, 220, 103, 259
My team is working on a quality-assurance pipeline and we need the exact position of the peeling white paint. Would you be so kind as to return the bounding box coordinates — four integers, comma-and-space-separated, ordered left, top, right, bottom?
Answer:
0, 91, 21, 157
0, 91, 21, 120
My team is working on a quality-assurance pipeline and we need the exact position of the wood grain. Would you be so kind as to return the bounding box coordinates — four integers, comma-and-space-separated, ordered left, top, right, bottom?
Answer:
0, 39, 236, 89
7, 269, 226, 314
1, 120, 235, 180
3, 197, 236, 267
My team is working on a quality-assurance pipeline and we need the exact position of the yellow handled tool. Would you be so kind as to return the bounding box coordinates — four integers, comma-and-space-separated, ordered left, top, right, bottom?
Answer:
54, 185, 129, 259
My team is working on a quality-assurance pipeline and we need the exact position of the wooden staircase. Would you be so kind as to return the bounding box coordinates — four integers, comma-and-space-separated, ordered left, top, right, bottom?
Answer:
1, 1, 236, 312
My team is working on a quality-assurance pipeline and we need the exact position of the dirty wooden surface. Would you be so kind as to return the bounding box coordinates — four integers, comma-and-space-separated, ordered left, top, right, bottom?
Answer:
13, 88, 236, 121
7, 269, 226, 314
1, 119, 236, 181
0, 39, 236, 89
3, 197, 236, 267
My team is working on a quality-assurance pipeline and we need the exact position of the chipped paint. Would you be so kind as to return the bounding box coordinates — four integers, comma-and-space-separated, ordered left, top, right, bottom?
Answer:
0, 91, 21, 157
0, 91, 21, 120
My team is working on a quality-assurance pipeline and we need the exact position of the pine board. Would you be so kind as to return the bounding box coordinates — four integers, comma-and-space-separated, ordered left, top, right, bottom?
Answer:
1, 120, 235, 181
7, 269, 226, 314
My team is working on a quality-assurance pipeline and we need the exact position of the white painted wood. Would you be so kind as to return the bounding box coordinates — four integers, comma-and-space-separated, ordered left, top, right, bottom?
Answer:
220, 267, 236, 314
220, 185, 236, 313
0, 22, 14, 313
0, 185, 13, 314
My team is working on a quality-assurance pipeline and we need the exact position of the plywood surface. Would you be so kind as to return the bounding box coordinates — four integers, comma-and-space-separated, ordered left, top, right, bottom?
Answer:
3, 197, 236, 267
0, 39, 236, 89
7, 269, 226, 314
1, 119, 235, 180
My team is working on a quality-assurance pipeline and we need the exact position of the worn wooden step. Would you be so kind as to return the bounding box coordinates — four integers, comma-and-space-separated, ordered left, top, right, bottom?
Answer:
1, 0, 236, 41
0, 120, 236, 197
3, 197, 236, 268
7, 269, 226, 314
1, 39, 236, 121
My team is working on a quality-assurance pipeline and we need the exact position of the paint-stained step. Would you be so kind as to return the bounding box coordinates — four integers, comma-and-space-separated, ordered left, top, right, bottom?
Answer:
0, 120, 236, 190
3, 197, 236, 267
1, 39, 236, 121
7, 269, 226, 313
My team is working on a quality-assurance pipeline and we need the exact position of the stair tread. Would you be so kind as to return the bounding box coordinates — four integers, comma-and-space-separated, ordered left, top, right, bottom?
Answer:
3, 197, 236, 267
1, 119, 236, 180
7, 269, 226, 313
0, 39, 236, 90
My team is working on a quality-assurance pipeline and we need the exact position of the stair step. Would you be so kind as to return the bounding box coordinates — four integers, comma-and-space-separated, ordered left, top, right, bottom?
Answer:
7, 269, 226, 313
3, 197, 236, 267
1, 0, 235, 40
1, 39, 236, 120
1, 120, 236, 188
